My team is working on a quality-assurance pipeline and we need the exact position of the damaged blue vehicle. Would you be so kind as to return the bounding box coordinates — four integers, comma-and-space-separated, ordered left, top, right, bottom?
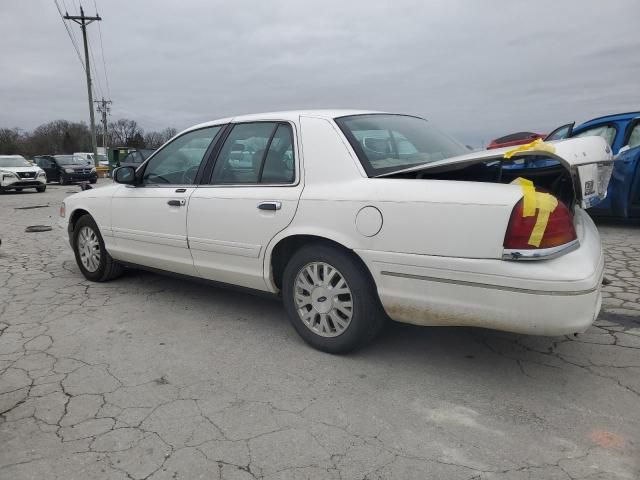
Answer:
544, 112, 640, 219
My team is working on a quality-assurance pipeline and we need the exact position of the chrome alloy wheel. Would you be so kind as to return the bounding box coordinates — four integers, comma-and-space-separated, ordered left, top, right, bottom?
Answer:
77, 226, 101, 272
294, 262, 353, 337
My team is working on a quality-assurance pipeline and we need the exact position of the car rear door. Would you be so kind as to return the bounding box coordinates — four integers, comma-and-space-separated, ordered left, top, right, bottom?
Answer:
188, 121, 302, 290
109, 126, 223, 276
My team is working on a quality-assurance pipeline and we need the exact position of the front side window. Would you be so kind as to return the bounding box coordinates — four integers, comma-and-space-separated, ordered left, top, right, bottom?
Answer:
335, 114, 467, 176
210, 122, 295, 184
573, 124, 617, 146
626, 122, 640, 149
142, 126, 221, 185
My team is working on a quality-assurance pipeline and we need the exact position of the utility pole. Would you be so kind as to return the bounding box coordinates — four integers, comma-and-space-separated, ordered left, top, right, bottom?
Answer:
64, 6, 101, 166
95, 98, 112, 156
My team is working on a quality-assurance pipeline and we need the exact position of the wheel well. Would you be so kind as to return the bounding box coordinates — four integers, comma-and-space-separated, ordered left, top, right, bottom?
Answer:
270, 235, 373, 291
68, 209, 91, 244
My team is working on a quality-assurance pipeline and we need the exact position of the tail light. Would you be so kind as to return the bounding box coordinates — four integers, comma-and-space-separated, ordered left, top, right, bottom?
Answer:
503, 195, 576, 250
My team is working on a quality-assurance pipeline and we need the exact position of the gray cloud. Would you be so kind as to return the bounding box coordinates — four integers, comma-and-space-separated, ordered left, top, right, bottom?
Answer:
1, 0, 639, 145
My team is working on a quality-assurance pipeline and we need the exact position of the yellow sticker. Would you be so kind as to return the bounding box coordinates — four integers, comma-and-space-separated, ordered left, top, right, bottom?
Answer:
528, 192, 558, 247
503, 138, 556, 160
511, 177, 536, 217
510, 177, 559, 247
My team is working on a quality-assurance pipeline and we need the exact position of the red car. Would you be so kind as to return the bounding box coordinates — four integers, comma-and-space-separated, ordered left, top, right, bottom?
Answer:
487, 131, 546, 150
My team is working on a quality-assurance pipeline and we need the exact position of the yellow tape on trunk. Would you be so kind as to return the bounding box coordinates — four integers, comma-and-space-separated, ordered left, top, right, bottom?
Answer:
511, 177, 558, 247
503, 138, 556, 159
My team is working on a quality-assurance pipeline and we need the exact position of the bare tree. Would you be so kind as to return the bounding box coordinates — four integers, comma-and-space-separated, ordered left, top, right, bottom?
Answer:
108, 118, 144, 147
144, 127, 178, 149
0, 128, 23, 155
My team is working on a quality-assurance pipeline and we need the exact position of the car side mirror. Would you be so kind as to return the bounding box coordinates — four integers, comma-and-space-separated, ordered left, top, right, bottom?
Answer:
113, 166, 136, 185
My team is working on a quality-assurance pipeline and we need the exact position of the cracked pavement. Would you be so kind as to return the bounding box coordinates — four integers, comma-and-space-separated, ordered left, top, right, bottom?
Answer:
1, 180, 639, 479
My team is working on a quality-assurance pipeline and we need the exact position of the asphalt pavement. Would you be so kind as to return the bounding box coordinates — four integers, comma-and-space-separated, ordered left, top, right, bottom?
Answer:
1, 180, 638, 479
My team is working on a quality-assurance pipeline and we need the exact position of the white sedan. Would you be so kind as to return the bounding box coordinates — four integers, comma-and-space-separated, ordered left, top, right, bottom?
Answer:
60, 110, 613, 352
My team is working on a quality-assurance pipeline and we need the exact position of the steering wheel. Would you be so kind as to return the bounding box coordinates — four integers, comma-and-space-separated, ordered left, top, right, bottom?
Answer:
182, 164, 200, 184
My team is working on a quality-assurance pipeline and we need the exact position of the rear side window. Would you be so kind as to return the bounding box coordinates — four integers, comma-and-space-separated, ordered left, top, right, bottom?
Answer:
335, 114, 467, 176
210, 122, 295, 184
573, 124, 617, 146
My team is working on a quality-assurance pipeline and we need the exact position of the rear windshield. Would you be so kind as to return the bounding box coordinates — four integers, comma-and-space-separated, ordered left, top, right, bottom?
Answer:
335, 114, 467, 176
0, 157, 30, 167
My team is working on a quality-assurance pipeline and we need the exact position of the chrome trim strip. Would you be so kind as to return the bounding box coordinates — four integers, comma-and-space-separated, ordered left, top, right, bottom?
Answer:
379, 270, 599, 296
502, 240, 580, 261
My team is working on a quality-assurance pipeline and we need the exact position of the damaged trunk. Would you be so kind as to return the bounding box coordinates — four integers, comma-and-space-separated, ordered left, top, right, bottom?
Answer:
378, 136, 614, 212
388, 158, 576, 209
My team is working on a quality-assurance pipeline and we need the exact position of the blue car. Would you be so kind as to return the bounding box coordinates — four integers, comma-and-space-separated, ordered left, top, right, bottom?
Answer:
545, 111, 640, 219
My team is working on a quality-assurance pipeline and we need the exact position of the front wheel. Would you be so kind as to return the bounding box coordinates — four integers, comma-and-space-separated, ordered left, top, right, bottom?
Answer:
58, 174, 66, 185
73, 215, 123, 282
36, 185, 46, 192
90, 179, 97, 184
282, 244, 385, 353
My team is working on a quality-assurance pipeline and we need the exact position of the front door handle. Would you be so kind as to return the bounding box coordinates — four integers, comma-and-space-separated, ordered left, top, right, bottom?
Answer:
258, 201, 282, 211
167, 199, 185, 207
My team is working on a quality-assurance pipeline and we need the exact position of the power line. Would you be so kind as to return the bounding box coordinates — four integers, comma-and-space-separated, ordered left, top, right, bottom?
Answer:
53, 0, 85, 71
61, 0, 82, 57
93, 0, 111, 99
87, 30, 104, 100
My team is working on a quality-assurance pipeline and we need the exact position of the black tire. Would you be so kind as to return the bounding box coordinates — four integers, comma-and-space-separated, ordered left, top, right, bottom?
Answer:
90, 179, 97, 184
36, 185, 46, 193
282, 243, 385, 354
72, 215, 124, 282
15, 188, 22, 192
59, 174, 66, 185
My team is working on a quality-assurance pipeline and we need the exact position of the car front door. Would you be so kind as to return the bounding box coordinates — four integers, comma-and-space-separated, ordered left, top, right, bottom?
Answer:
38, 158, 57, 181
188, 121, 302, 290
109, 126, 223, 276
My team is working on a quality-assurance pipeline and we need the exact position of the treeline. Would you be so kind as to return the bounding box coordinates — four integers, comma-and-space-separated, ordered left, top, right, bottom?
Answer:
0, 119, 177, 158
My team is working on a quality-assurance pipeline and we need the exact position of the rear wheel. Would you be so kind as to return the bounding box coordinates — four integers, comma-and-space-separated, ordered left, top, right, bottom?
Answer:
73, 215, 124, 282
282, 244, 384, 353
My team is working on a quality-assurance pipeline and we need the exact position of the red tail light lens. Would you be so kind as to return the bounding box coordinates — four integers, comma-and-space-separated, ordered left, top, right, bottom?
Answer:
503, 196, 577, 249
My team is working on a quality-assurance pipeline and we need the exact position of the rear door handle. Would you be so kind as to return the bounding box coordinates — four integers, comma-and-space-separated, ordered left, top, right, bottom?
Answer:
258, 201, 282, 211
167, 199, 185, 207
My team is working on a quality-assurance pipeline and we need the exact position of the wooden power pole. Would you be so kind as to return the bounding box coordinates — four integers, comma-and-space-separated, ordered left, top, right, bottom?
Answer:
63, 6, 101, 166
95, 98, 112, 156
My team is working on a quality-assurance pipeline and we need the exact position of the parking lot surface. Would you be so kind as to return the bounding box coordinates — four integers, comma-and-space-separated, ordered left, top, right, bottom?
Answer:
1, 180, 639, 479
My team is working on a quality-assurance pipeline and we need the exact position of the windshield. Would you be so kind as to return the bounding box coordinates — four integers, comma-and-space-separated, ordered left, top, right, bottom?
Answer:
0, 157, 31, 167
335, 114, 468, 176
55, 155, 87, 165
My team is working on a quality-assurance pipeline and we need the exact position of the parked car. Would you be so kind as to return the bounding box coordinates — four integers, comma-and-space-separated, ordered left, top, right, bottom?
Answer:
0, 154, 47, 193
544, 111, 640, 219
74, 152, 95, 166
60, 110, 613, 353
119, 148, 155, 169
35, 155, 98, 185
487, 131, 546, 150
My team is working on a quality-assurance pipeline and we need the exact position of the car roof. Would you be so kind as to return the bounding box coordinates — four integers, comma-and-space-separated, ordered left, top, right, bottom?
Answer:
186, 109, 385, 132
579, 111, 640, 128
0, 154, 26, 159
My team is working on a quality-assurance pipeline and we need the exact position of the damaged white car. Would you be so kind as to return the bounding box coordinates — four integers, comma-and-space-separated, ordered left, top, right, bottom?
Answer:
60, 111, 613, 353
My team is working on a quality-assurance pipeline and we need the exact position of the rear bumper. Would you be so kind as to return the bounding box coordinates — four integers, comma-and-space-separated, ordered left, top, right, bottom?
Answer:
357, 208, 604, 336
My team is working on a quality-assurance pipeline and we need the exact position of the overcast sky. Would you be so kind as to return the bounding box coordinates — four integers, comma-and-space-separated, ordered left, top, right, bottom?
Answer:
1, 0, 639, 145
